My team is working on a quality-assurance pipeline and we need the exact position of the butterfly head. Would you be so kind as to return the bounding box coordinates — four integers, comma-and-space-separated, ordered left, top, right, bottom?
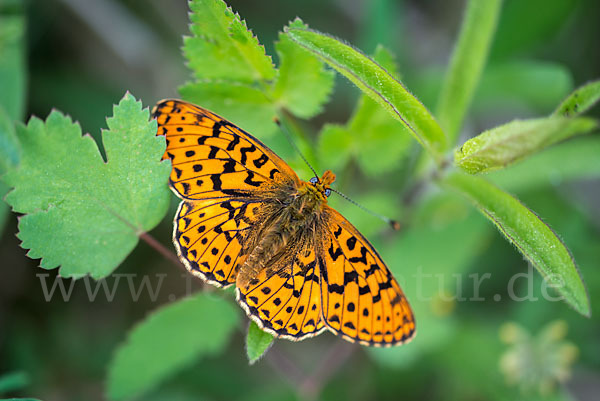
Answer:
309, 170, 336, 199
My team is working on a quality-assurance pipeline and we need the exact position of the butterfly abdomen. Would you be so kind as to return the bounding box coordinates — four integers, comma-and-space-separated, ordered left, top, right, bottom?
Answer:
236, 190, 322, 290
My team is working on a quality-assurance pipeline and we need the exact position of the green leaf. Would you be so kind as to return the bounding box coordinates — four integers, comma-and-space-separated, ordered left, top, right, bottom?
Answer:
285, 26, 446, 162
455, 116, 597, 174
0, 371, 29, 394
317, 124, 353, 172
246, 321, 274, 365
351, 100, 414, 176
441, 172, 590, 317
271, 18, 334, 119
0, 11, 26, 121
317, 46, 413, 176
350, 46, 413, 176
0, 105, 20, 172
488, 136, 600, 192
436, 0, 502, 145
179, 81, 278, 138
3, 93, 171, 279
107, 293, 239, 401
183, 0, 275, 84
554, 79, 600, 117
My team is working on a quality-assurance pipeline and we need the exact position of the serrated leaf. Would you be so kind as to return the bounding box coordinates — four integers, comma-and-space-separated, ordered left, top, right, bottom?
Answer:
285, 26, 446, 162
271, 18, 334, 119
442, 172, 590, 317
455, 116, 598, 174
184, 0, 275, 83
180, 81, 278, 138
554, 79, 600, 117
246, 321, 274, 365
0, 11, 26, 121
3, 93, 171, 279
488, 136, 600, 192
436, 0, 502, 144
107, 293, 239, 401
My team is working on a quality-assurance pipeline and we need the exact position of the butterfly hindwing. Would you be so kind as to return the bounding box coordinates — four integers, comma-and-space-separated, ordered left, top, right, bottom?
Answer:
319, 206, 416, 347
236, 235, 326, 340
173, 198, 264, 287
153, 99, 299, 200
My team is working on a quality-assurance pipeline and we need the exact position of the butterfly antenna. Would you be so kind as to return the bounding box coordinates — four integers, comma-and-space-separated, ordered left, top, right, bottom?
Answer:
274, 117, 319, 179
330, 188, 401, 231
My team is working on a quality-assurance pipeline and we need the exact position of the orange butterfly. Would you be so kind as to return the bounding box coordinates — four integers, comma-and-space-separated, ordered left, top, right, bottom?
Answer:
152, 100, 415, 347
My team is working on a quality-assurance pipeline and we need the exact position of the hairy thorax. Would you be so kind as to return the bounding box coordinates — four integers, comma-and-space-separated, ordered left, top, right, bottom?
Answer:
236, 179, 329, 290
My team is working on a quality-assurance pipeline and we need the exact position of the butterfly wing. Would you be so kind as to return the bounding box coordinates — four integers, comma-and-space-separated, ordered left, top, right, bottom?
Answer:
318, 206, 416, 347
153, 99, 299, 200
236, 233, 326, 341
153, 99, 299, 287
172, 198, 260, 287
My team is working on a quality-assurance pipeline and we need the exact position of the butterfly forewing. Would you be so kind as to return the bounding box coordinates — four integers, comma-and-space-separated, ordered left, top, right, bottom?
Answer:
153, 100, 298, 200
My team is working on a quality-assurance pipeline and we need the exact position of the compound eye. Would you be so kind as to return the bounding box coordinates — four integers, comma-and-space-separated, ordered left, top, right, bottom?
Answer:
310, 177, 319, 184
324, 188, 331, 197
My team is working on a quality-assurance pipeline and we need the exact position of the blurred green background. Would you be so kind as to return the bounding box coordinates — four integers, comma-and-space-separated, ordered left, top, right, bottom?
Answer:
1, 0, 599, 400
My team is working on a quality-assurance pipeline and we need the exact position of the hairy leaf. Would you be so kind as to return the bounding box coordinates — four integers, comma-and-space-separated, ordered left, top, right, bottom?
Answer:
442, 172, 590, 317
3, 93, 171, 278
286, 26, 446, 162
455, 116, 597, 174
107, 293, 239, 400
554, 79, 600, 117
318, 46, 413, 176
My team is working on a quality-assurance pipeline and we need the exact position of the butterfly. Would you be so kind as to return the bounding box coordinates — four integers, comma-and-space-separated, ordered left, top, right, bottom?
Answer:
152, 99, 416, 347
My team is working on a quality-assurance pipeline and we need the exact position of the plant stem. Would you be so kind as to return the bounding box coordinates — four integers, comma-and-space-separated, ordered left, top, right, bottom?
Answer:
139, 231, 186, 272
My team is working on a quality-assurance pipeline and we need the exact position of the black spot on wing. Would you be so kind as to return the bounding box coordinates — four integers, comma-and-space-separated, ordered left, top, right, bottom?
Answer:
227, 134, 240, 151
348, 246, 368, 264
253, 154, 269, 168
244, 171, 263, 187
239, 144, 257, 165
